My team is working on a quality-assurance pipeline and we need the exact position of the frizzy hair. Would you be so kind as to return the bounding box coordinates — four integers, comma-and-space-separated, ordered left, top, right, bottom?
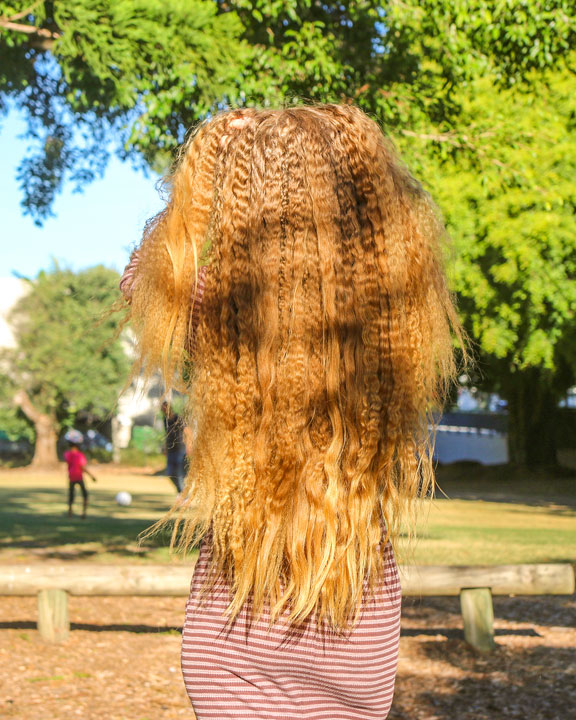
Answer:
127, 105, 462, 629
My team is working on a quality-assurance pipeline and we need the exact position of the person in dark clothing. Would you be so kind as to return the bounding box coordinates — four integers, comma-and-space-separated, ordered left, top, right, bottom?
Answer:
161, 401, 185, 492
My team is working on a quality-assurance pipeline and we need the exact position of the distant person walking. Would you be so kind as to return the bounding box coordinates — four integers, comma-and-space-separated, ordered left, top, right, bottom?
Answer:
161, 401, 185, 492
64, 441, 97, 518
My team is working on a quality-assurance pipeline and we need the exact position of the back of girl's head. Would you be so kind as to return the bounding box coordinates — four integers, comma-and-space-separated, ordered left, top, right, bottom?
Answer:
128, 105, 461, 628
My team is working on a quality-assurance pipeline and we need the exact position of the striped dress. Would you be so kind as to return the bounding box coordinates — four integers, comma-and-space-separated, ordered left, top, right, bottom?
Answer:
181, 539, 401, 719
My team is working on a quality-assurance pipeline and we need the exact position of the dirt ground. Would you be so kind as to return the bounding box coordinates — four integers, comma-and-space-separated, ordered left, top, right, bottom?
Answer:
1, 593, 574, 720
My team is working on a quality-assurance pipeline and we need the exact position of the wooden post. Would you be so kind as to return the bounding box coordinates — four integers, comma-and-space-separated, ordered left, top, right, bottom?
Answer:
460, 587, 496, 652
37, 589, 69, 643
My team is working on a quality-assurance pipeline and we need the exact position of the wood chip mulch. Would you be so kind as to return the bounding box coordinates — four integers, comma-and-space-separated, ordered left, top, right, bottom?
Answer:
1, 594, 574, 720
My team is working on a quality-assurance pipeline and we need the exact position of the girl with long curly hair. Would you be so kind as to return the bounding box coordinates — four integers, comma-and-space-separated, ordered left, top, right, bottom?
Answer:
120, 104, 461, 720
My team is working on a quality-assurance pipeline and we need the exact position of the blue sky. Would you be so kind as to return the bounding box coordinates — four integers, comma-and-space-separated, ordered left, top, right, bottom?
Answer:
0, 109, 165, 278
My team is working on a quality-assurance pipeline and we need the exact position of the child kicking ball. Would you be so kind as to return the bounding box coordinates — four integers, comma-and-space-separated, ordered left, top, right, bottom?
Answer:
64, 439, 97, 518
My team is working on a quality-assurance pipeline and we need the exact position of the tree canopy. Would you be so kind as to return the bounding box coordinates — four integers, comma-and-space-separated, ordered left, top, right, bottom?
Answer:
403, 62, 576, 464
1, 0, 574, 222
1, 265, 129, 465
411, 65, 575, 374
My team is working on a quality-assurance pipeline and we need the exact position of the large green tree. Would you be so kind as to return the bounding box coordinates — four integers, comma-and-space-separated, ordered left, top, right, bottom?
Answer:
402, 65, 576, 466
0, 0, 250, 221
1, 265, 129, 466
1, 1, 573, 222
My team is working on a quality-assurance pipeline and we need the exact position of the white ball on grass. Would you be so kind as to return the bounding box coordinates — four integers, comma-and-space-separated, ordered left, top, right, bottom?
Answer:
115, 491, 132, 507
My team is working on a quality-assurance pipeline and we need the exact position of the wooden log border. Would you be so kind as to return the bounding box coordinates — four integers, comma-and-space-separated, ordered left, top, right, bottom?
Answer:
1, 563, 574, 651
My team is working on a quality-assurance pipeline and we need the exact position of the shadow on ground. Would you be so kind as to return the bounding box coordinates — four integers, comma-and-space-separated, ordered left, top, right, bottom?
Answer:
0, 620, 183, 634
436, 462, 576, 508
0, 487, 175, 553
394, 644, 575, 720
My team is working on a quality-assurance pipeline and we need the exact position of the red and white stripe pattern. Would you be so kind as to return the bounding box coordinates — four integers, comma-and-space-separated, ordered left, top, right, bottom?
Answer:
119, 249, 141, 301
182, 540, 401, 719
188, 266, 207, 354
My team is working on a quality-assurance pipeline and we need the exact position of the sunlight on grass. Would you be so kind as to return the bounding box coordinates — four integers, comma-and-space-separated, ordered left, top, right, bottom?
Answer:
396, 497, 576, 565
1, 467, 575, 566
0, 468, 191, 563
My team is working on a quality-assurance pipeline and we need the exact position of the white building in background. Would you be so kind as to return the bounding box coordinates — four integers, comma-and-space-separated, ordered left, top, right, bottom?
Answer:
112, 373, 165, 453
434, 425, 509, 465
0, 276, 162, 453
0, 277, 29, 349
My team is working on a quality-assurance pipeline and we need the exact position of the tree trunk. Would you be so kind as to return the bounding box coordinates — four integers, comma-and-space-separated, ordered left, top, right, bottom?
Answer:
13, 390, 59, 468
31, 416, 59, 467
505, 370, 558, 467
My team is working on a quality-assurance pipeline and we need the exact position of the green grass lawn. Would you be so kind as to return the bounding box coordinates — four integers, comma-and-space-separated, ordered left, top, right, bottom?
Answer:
402, 497, 576, 565
0, 467, 180, 563
0, 464, 575, 566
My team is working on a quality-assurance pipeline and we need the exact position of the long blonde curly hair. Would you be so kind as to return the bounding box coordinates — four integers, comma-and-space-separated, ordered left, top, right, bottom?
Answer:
126, 105, 461, 629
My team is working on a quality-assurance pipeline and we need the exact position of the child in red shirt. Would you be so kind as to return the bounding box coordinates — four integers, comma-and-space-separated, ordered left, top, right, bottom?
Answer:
64, 442, 97, 518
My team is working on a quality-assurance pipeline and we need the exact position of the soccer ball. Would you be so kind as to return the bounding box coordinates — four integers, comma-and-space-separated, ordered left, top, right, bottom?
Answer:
115, 491, 132, 507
